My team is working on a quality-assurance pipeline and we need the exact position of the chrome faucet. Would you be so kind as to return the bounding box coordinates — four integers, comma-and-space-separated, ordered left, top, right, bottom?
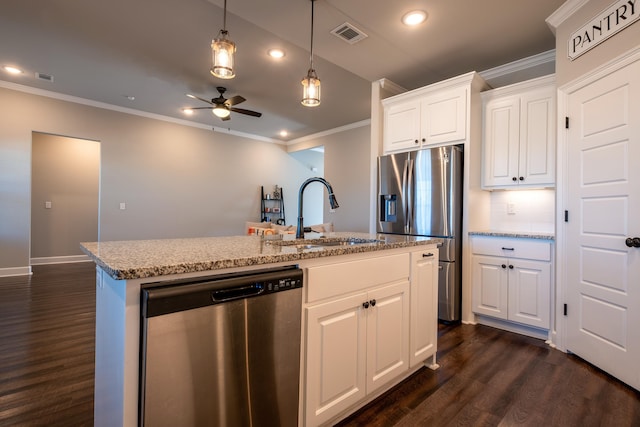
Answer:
296, 177, 339, 239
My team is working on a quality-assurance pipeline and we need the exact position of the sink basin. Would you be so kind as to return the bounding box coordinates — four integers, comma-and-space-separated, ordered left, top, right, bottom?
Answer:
270, 237, 382, 250
313, 238, 381, 247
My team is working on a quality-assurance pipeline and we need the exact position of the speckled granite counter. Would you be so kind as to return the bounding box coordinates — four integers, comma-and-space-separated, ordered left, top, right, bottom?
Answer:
81, 232, 441, 280
469, 231, 555, 240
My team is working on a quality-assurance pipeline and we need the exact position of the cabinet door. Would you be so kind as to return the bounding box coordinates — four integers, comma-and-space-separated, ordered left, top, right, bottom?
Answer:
421, 86, 467, 145
483, 96, 520, 187
508, 259, 551, 329
471, 255, 508, 319
305, 292, 367, 427
366, 281, 410, 393
519, 86, 556, 186
409, 250, 438, 368
383, 100, 421, 152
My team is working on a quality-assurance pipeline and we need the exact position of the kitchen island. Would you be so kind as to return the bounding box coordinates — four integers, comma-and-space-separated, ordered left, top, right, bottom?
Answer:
82, 232, 441, 426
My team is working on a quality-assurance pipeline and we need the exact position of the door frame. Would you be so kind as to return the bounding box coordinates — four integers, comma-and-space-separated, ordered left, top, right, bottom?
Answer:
555, 45, 640, 352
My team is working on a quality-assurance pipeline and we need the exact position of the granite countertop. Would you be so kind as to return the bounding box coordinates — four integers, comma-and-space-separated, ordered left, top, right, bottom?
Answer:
469, 230, 555, 240
81, 232, 441, 280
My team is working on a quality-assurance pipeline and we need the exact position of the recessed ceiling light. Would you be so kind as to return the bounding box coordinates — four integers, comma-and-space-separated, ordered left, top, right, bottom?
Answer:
3, 66, 23, 75
182, 108, 194, 115
279, 130, 288, 137
402, 10, 427, 26
268, 48, 285, 59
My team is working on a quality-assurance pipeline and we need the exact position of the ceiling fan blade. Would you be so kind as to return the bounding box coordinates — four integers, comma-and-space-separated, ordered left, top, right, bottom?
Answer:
226, 95, 246, 106
188, 106, 214, 110
230, 107, 262, 118
186, 94, 213, 105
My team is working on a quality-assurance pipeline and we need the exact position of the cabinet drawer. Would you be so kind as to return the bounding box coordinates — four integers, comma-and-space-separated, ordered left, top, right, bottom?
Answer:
306, 253, 410, 303
471, 237, 551, 261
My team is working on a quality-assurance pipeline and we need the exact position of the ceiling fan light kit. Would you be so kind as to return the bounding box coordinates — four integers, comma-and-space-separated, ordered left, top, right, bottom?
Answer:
185, 87, 262, 122
212, 105, 231, 118
302, 0, 321, 107
210, 0, 236, 79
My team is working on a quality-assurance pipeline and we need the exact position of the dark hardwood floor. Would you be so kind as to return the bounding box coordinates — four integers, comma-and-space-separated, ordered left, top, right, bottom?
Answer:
0, 263, 95, 426
1, 263, 639, 426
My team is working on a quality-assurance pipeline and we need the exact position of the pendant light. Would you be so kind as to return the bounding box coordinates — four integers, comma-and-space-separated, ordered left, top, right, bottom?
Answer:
210, 0, 236, 79
301, 0, 320, 107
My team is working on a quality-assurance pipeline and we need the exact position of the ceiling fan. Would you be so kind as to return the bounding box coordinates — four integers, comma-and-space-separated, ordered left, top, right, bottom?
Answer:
186, 87, 262, 121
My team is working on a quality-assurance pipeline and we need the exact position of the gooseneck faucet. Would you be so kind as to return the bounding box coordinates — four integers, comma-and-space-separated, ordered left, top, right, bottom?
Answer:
296, 177, 339, 239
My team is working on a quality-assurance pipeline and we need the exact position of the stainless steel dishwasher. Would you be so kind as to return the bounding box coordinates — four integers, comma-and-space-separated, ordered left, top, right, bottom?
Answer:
139, 265, 303, 427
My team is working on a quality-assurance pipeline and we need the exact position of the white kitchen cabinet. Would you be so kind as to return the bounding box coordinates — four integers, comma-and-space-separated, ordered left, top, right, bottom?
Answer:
409, 249, 438, 368
382, 77, 470, 153
482, 75, 556, 189
303, 280, 411, 426
303, 248, 437, 426
303, 254, 410, 426
471, 236, 552, 332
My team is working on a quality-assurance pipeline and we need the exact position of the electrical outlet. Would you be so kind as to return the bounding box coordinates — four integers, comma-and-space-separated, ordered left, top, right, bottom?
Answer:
507, 202, 516, 215
119, 202, 126, 210
45, 201, 52, 209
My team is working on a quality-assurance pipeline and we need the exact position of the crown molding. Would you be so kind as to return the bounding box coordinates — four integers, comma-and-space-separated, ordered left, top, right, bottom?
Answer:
0, 79, 282, 144
285, 118, 370, 146
546, 0, 589, 34
479, 50, 556, 81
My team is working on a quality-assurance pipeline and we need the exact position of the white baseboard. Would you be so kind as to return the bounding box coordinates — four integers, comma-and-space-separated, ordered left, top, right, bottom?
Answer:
475, 315, 550, 341
30, 255, 92, 265
0, 266, 33, 277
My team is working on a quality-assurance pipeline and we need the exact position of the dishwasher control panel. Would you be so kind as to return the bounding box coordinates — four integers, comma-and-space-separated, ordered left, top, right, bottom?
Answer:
264, 275, 303, 292
142, 265, 303, 317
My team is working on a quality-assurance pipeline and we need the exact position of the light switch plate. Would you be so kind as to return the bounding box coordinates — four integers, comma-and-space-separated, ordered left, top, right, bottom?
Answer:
119, 202, 126, 210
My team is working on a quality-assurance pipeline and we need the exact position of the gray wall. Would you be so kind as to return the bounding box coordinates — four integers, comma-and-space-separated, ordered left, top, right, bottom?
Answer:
554, 0, 640, 87
290, 125, 371, 233
2, 86, 362, 272
288, 148, 325, 226
31, 133, 100, 258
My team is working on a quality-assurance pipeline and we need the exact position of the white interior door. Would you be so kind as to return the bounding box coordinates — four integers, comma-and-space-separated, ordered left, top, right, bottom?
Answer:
566, 57, 640, 391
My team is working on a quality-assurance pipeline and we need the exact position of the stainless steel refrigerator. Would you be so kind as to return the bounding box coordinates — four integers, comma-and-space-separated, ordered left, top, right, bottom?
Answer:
377, 145, 463, 321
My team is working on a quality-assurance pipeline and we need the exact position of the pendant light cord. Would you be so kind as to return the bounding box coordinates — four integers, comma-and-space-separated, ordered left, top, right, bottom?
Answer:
222, 0, 227, 32
309, 0, 315, 70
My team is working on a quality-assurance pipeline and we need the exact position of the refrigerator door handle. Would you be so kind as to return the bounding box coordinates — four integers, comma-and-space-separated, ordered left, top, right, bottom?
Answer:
402, 159, 409, 234
407, 158, 414, 233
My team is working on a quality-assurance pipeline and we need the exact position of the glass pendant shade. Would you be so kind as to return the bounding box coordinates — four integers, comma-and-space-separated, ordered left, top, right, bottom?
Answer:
301, 69, 321, 107
210, 31, 236, 79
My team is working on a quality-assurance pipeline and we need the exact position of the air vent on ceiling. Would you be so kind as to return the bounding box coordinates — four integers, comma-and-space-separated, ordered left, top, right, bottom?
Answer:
330, 22, 368, 44
35, 72, 54, 82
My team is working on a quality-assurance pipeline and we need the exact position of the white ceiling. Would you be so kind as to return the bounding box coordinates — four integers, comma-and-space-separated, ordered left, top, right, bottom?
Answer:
0, 0, 564, 142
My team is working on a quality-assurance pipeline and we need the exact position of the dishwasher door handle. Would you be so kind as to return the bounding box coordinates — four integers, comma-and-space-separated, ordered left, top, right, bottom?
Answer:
211, 284, 264, 302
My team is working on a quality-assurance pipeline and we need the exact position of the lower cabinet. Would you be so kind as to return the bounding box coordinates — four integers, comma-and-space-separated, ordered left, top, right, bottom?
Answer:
303, 248, 438, 426
305, 282, 409, 426
409, 250, 438, 367
471, 236, 552, 331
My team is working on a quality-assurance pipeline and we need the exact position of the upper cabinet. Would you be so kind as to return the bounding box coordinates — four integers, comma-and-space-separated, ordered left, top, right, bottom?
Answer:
482, 75, 556, 189
382, 72, 485, 154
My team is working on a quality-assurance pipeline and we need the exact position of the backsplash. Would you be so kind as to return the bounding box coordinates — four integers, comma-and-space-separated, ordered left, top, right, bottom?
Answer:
489, 189, 555, 233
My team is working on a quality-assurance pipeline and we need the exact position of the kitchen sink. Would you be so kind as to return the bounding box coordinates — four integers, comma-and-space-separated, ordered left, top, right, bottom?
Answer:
270, 237, 382, 250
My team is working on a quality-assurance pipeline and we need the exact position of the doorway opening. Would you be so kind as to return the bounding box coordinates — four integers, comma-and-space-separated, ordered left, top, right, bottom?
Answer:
30, 132, 100, 265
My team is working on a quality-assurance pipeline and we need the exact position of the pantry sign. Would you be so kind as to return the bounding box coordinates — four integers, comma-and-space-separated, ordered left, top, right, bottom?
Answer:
569, 0, 638, 60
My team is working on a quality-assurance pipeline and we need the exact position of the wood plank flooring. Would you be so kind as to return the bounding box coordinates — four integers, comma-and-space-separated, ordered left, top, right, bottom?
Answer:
336, 323, 640, 427
1, 262, 639, 426
0, 263, 95, 426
